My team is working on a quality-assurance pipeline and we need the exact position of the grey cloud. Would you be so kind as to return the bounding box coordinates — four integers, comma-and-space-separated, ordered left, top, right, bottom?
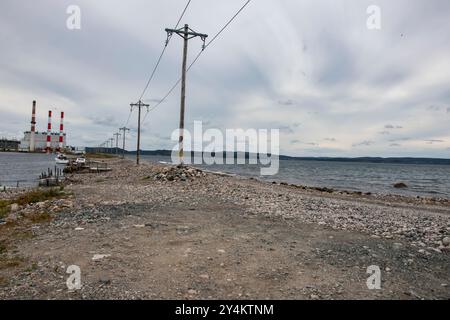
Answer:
290, 140, 318, 146
378, 131, 390, 135
384, 125, 402, 130
324, 138, 337, 142
389, 137, 411, 142
278, 125, 295, 134
278, 99, 296, 106
89, 115, 120, 128
390, 143, 401, 147
427, 105, 441, 112
352, 141, 374, 147
425, 139, 445, 144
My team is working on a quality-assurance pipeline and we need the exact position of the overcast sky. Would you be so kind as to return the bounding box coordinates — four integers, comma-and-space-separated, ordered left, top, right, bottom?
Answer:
0, 0, 449, 157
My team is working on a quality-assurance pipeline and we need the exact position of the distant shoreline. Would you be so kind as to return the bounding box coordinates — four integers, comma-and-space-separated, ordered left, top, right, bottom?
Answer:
84, 148, 450, 165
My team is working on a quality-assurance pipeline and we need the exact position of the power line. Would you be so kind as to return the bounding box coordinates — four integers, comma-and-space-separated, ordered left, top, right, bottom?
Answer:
124, 108, 133, 127
141, 0, 252, 121
138, 0, 192, 101
175, 0, 192, 30
205, 0, 252, 50
117, 0, 193, 150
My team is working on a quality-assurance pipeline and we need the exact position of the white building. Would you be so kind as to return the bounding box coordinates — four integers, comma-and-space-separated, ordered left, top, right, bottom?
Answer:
20, 131, 66, 151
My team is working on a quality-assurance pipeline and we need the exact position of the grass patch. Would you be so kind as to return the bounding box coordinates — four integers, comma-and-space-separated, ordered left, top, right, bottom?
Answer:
0, 242, 7, 254
29, 212, 52, 224
15, 189, 63, 206
86, 152, 116, 159
0, 255, 23, 269
14, 230, 33, 239
24, 262, 38, 273
0, 188, 64, 219
0, 275, 7, 287
0, 200, 11, 218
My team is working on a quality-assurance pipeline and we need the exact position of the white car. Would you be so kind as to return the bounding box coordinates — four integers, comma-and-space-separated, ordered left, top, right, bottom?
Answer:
75, 157, 86, 164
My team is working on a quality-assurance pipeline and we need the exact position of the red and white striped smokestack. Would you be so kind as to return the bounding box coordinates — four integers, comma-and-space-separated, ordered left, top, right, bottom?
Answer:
30, 100, 36, 152
59, 112, 64, 150
47, 110, 52, 153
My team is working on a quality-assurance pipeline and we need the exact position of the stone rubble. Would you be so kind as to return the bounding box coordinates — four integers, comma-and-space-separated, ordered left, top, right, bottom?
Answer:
150, 165, 207, 182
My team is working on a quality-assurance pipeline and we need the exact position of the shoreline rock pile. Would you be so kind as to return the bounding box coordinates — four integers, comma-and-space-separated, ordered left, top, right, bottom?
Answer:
151, 165, 207, 182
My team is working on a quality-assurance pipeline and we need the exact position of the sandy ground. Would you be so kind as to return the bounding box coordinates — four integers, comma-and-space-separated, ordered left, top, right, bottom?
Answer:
0, 158, 449, 300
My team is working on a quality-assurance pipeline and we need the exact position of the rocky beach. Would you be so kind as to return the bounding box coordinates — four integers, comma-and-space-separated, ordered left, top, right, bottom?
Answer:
0, 157, 449, 300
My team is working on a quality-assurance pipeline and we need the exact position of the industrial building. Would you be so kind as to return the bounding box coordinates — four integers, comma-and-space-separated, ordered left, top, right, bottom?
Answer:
19, 100, 67, 152
0, 138, 20, 151
20, 131, 66, 151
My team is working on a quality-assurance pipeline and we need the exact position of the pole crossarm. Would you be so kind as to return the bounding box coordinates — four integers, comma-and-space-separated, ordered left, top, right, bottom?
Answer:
165, 26, 208, 48
165, 27, 208, 40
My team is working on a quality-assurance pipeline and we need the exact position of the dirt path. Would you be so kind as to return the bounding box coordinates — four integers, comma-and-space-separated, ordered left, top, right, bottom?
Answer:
1, 159, 449, 299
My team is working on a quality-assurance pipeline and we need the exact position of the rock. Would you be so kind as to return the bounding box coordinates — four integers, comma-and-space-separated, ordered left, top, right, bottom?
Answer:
92, 254, 111, 261
99, 277, 111, 285
442, 237, 450, 247
187, 289, 197, 295
10, 203, 19, 212
74, 227, 84, 231
36, 202, 46, 208
6, 212, 19, 222
152, 165, 206, 182
393, 182, 408, 189
393, 243, 403, 250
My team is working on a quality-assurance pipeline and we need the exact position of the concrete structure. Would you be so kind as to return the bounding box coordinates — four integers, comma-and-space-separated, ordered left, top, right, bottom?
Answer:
20, 131, 66, 151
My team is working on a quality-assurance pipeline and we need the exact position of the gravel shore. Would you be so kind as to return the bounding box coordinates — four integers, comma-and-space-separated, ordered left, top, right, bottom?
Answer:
1, 158, 449, 299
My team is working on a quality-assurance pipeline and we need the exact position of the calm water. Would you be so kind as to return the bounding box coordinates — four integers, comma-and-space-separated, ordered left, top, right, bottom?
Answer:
137, 155, 450, 199
2, 152, 449, 198
0, 152, 60, 187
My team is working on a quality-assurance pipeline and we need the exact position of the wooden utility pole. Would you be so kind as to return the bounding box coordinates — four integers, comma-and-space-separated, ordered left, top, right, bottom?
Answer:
165, 24, 208, 164
119, 127, 130, 159
109, 138, 114, 154
130, 100, 149, 165
113, 132, 121, 155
